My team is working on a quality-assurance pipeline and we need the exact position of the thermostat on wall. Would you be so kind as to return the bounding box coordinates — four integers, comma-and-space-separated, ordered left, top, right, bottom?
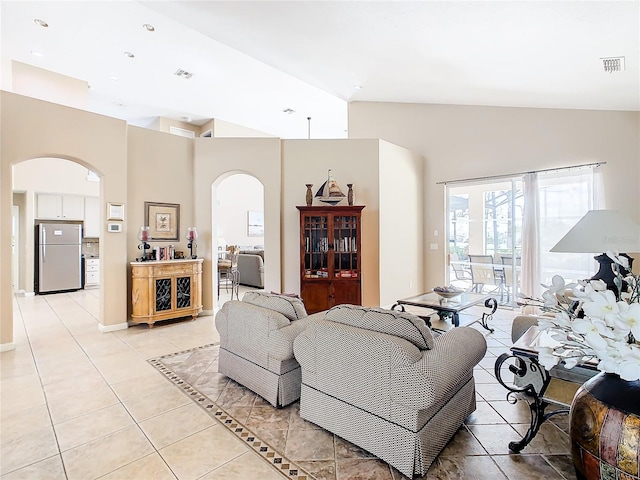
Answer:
107, 223, 122, 233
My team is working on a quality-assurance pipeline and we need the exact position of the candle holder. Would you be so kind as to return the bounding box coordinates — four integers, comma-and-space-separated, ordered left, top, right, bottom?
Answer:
187, 227, 198, 259
138, 226, 151, 261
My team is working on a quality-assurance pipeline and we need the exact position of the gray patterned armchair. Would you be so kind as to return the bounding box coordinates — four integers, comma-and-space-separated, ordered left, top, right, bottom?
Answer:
293, 304, 487, 478
215, 292, 323, 408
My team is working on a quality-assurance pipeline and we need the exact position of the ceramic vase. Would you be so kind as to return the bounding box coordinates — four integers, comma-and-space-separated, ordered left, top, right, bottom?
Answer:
347, 184, 354, 205
305, 184, 313, 206
570, 372, 640, 480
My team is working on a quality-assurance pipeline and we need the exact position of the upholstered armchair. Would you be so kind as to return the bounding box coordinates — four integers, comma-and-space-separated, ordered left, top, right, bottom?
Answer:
293, 304, 487, 477
214, 292, 323, 407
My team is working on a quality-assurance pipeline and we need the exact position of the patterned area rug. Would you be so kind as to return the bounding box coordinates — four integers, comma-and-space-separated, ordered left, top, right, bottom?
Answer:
149, 344, 313, 480
149, 344, 396, 480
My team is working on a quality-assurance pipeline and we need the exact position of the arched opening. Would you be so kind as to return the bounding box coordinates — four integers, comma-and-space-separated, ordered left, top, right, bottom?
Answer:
11, 156, 103, 311
212, 173, 265, 307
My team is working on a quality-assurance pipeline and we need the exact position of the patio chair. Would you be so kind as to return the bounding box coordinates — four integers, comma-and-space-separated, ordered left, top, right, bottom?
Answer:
501, 255, 522, 304
468, 255, 502, 298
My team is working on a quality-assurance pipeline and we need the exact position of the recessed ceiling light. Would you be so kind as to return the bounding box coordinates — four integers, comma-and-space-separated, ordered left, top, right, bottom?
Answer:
181, 116, 192, 122
123, 51, 135, 58
34, 19, 48, 28
30, 50, 43, 57
113, 101, 126, 107
353, 85, 362, 90
143, 23, 155, 32
109, 76, 119, 81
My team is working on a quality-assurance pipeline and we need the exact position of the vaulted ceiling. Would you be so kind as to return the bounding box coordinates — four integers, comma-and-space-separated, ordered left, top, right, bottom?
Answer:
2, 1, 638, 139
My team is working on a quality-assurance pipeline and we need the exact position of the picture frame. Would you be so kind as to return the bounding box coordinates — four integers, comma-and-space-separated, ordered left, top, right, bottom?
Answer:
145, 202, 180, 241
247, 211, 264, 237
107, 202, 125, 221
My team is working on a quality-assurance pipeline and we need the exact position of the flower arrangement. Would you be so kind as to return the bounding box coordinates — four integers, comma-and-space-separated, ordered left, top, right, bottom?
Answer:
519, 251, 640, 381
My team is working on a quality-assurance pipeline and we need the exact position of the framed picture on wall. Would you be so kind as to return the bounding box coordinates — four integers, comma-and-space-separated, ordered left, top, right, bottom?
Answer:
145, 201, 180, 241
247, 211, 264, 237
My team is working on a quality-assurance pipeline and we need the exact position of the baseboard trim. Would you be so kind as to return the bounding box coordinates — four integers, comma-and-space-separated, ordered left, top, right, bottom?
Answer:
0, 342, 16, 352
15, 290, 35, 297
98, 322, 129, 333
201, 309, 215, 316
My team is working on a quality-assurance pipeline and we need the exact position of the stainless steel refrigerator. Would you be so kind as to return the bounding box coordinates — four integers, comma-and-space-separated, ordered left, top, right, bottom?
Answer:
36, 222, 82, 294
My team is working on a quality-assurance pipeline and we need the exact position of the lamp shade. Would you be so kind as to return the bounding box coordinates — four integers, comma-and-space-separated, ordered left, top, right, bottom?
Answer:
550, 210, 640, 253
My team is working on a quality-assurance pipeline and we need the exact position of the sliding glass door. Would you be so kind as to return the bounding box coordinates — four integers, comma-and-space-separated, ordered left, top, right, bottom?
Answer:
447, 179, 523, 306
446, 165, 600, 306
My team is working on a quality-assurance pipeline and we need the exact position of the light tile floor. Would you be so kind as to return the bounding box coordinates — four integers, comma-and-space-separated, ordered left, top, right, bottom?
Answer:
1, 288, 575, 479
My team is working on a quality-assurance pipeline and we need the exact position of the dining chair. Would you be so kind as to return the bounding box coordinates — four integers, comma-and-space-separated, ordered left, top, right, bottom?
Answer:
501, 255, 522, 304
218, 245, 240, 300
468, 255, 502, 298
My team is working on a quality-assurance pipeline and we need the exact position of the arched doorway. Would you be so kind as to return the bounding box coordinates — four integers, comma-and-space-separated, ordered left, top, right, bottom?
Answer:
213, 173, 265, 307
11, 157, 102, 304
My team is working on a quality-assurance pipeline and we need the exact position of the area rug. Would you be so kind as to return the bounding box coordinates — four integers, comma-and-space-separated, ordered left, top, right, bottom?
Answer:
149, 343, 401, 480
149, 343, 314, 480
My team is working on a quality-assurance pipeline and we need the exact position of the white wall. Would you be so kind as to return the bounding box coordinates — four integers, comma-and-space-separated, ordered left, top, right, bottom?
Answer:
13, 157, 100, 195
378, 140, 424, 306
194, 137, 282, 311
349, 101, 640, 288
216, 174, 264, 248
12, 61, 88, 111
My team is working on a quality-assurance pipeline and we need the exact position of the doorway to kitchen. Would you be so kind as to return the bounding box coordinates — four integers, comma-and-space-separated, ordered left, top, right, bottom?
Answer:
12, 157, 102, 299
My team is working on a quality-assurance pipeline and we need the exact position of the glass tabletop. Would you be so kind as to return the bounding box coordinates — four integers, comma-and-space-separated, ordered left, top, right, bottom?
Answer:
395, 289, 497, 313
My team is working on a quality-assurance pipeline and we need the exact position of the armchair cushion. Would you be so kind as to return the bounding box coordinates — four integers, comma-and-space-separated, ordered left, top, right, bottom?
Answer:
324, 304, 435, 350
243, 291, 307, 321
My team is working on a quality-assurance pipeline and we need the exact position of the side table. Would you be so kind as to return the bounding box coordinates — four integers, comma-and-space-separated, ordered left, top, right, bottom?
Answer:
494, 326, 597, 452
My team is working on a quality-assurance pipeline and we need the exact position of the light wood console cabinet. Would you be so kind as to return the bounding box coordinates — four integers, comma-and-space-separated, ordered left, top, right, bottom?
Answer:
130, 259, 203, 327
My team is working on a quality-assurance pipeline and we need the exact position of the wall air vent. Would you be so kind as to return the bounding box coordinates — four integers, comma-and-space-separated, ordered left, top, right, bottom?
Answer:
601, 56, 625, 73
174, 69, 194, 79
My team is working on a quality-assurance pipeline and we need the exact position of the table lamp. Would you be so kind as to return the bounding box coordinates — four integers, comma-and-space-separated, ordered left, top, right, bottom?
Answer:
550, 210, 640, 291
187, 227, 198, 259
138, 226, 151, 261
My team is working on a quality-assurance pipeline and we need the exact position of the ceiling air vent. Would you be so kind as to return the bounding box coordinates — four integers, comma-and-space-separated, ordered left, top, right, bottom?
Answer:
601, 56, 625, 73
174, 69, 194, 79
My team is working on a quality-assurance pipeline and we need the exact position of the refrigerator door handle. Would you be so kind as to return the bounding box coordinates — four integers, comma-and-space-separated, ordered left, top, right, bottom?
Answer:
41, 226, 46, 259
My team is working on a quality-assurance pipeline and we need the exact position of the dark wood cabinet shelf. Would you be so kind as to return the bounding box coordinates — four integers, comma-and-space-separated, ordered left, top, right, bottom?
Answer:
297, 205, 364, 313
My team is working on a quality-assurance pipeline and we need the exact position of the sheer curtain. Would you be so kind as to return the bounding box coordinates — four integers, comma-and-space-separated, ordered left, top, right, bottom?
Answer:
521, 173, 540, 302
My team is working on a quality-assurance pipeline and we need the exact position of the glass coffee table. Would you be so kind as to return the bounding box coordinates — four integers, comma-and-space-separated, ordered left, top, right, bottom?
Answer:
392, 289, 498, 332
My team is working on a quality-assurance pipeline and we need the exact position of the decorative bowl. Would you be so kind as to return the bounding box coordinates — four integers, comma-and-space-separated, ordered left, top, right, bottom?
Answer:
432, 288, 463, 299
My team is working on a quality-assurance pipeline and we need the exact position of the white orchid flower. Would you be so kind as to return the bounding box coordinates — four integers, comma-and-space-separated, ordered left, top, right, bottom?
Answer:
542, 290, 559, 308
606, 250, 630, 270
618, 347, 640, 381
538, 347, 561, 370
615, 303, 640, 339
542, 275, 566, 293
571, 318, 611, 350
582, 290, 620, 320
590, 279, 608, 292
554, 312, 572, 328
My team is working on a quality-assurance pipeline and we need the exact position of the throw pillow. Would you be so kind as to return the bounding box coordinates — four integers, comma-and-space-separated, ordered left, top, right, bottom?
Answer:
325, 304, 435, 350
242, 291, 307, 321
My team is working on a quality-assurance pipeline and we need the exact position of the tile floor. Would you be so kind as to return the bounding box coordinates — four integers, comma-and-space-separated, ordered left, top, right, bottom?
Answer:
1, 287, 576, 479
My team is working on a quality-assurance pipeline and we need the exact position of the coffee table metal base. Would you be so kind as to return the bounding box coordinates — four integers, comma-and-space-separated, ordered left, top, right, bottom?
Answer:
494, 353, 569, 452
392, 293, 497, 333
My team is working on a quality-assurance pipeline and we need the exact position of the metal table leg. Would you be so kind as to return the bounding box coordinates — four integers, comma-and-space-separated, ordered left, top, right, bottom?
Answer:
494, 352, 569, 452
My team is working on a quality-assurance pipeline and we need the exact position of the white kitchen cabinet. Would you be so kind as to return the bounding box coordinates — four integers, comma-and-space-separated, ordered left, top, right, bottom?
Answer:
84, 197, 100, 238
84, 258, 99, 287
37, 194, 85, 220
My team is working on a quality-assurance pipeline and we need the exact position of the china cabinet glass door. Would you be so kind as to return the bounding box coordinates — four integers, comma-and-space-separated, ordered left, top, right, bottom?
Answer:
303, 214, 329, 278
333, 215, 358, 278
